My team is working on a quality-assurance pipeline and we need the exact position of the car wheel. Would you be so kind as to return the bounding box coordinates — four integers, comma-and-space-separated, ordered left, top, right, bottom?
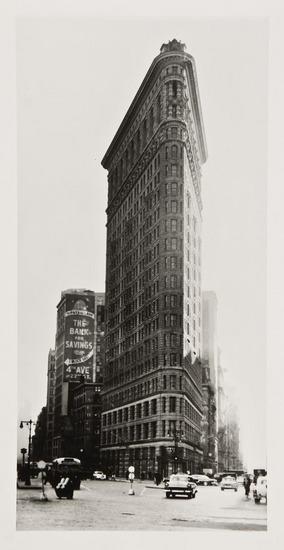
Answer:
255, 498, 260, 504
192, 493, 196, 498
221, 488, 224, 491
166, 493, 170, 498
235, 489, 237, 492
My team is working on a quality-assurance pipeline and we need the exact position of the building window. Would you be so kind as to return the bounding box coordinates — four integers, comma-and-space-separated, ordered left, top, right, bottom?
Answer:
170, 314, 177, 327
149, 106, 154, 134
171, 219, 177, 232
171, 238, 177, 250
170, 275, 177, 288
144, 401, 149, 416
170, 353, 178, 366
144, 423, 149, 439
171, 145, 178, 158
171, 182, 178, 195
169, 397, 176, 413
157, 94, 161, 123
143, 118, 147, 145
162, 396, 166, 413
163, 375, 167, 389
171, 201, 177, 213
170, 375, 177, 389
170, 256, 177, 269
137, 129, 141, 154
151, 399, 157, 415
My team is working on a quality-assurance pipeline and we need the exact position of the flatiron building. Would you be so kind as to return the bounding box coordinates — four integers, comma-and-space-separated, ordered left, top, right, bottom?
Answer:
101, 39, 207, 478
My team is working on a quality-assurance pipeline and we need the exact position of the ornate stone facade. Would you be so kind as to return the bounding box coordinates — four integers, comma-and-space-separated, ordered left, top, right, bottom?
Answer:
101, 40, 207, 478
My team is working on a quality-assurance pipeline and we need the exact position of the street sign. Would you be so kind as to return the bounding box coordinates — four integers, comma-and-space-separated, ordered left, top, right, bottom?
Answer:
37, 460, 46, 470
128, 466, 135, 473
128, 473, 134, 481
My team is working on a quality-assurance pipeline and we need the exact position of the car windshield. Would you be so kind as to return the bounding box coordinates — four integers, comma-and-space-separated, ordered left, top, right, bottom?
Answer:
223, 476, 234, 481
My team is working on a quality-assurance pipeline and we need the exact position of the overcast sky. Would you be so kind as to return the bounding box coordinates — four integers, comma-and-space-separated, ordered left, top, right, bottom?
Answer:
17, 17, 268, 471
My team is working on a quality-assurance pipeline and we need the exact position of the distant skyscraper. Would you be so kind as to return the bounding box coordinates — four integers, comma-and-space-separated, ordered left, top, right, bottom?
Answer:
101, 39, 207, 477
52, 289, 104, 458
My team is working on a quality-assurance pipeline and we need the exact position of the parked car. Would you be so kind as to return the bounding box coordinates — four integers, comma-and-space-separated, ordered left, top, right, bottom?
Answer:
253, 475, 267, 504
165, 474, 198, 499
220, 475, 238, 491
209, 478, 218, 486
93, 470, 106, 480
190, 474, 216, 486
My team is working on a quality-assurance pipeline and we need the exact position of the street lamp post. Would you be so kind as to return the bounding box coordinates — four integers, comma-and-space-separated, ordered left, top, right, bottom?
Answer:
20, 448, 27, 468
19, 419, 34, 486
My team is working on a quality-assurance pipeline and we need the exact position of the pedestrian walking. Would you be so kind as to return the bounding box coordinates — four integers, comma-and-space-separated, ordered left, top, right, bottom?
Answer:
243, 475, 251, 498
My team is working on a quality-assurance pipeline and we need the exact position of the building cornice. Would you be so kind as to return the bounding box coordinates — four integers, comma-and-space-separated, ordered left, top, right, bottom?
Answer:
101, 43, 207, 170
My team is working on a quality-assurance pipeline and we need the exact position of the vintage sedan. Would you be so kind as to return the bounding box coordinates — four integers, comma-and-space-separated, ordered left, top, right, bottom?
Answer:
190, 474, 217, 486
253, 475, 267, 504
93, 470, 107, 480
165, 474, 198, 499
220, 475, 238, 491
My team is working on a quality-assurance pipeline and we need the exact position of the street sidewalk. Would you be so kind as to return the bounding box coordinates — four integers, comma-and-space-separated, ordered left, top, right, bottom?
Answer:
17, 478, 42, 490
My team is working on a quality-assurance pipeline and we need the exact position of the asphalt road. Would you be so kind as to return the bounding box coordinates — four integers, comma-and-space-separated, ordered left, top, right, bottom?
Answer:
16, 480, 267, 531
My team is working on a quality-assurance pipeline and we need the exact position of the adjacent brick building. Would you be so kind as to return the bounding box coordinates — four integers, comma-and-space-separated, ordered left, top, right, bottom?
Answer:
100, 39, 207, 478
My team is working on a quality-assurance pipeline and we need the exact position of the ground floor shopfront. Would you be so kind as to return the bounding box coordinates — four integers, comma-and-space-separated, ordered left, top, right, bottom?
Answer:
100, 442, 203, 479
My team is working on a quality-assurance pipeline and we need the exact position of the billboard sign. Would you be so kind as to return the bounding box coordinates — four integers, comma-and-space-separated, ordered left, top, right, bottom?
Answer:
63, 298, 95, 382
